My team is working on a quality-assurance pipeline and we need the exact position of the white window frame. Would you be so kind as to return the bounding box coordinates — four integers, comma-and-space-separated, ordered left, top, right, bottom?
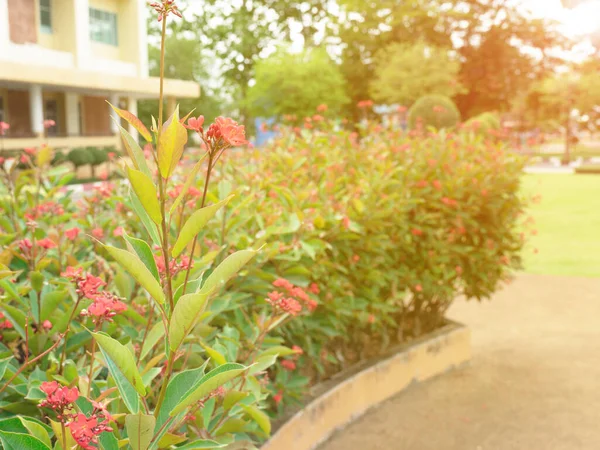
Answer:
89, 8, 118, 46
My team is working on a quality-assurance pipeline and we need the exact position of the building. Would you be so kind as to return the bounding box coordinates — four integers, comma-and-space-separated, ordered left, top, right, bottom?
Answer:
0, 0, 199, 151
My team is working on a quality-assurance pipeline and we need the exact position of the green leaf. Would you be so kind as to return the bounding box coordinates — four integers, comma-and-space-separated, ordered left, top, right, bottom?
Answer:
118, 124, 151, 177
248, 354, 278, 375
0, 431, 51, 450
172, 195, 234, 258
125, 414, 155, 450
169, 155, 207, 215
108, 102, 152, 142
101, 244, 165, 305
126, 167, 162, 225
40, 290, 68, 323
20, 419, 51, 448
174, 275, 203, 303
259, 346, 297, 357
215, 418, 247, 436
104, 352, 140, 414
170, 363, 247, 416
91, 331, 146, 396
158, 107, 188, 179
123, 234, 160, 282
241, 404, 271, 435
223, 390, 248, 411
200, 343, 226, 366
1, 305, 27, 339
130, 190, 161, 247
154, 362, 209, 438
139, 322, 164, 361
168, 291, 211, 352
200, 249, 258, 295
0, 357, 14, 380
174, 439, 226, 449
98, 430, 119, 450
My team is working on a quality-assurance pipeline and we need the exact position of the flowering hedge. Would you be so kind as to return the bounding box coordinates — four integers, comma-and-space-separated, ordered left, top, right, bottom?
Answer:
206, 119, 529, 407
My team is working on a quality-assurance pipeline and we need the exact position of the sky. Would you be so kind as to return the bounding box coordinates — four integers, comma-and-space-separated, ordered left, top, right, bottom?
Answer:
526, 0, 600, 36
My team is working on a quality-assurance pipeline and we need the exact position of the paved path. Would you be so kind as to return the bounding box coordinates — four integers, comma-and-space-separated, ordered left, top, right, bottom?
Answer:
319, 274, 600, 450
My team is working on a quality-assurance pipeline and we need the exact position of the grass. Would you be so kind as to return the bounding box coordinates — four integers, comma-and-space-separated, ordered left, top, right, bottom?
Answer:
522, 174, 600, 277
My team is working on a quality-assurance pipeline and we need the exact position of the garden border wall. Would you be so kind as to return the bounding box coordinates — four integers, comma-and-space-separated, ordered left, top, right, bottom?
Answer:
262, 321, 471, 450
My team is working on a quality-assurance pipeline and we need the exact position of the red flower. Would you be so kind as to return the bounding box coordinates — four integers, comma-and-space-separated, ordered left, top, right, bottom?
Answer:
218, 117, 248, 147
38, 237, 57, 249
415, 284, 423, 292
0, 121, 9, 136
185, 116, 205, 133
42, 320, 53, 330
273, 391, 283, 405
91, 228, 104, 239
77, 274, 106, 299
292, 345, 303, 354
24, 147, 37, 155
397, 105, 407, 113
273, 278, 294, 291
441, 197, 457, 207
113, 227, 124, 237
39, 383, 79, 411
83, 292, 127, 322
432, 180, 442, 190
61, 266, 83, 279
416, 180, 428, 188
43, 119, 56, 129
281, 360, 296, 371
68, 414, 98, 450
456, 266, 463, 275
411, 228, 423, 237
18, 238, 33, 253
107, 152, 116, 160
65, 227, 81, 241
317, 104, 328, 113
308, 283, 320, 294
352, 254, 360, 263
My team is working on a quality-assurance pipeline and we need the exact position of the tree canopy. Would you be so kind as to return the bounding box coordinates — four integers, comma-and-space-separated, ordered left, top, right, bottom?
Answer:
247, 48, 349, 120
370, 41, 463, 107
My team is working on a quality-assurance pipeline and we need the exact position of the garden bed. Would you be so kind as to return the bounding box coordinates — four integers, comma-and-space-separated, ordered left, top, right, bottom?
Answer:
262, 321, 471, 450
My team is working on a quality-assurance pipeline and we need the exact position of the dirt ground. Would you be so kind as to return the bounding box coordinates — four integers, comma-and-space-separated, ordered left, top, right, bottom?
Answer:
319, 274, 600, 450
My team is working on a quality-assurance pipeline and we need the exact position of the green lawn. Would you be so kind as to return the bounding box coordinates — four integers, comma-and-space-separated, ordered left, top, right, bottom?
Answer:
522, 174, 600, 277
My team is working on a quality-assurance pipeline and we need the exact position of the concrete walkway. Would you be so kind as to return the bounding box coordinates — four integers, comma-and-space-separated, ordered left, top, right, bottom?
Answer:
320, 274, 600, 450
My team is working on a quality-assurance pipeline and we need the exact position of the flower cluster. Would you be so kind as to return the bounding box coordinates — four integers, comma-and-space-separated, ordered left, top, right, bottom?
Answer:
39, 382, 113, 450
187, 116, 249, 154
39, 381, 79, 420
149, 0, 182, 21
24, 201, 65, 221
357, 100, 374, 109
155, 253, 193, 278
62, 268, 126, 323
266, 278, 318, 316
0, 312, 13, 330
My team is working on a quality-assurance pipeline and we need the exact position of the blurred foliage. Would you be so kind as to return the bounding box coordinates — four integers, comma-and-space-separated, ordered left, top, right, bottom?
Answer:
370, 40, 464, 107
408, 95, 461, 130
247, 48, 349, 120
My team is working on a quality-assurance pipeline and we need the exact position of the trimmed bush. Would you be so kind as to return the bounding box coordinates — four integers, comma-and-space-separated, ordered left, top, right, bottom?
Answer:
575, 165, 600, 174
408, 94, 461, 130
212, 122, 528, 406
464, 111, 501, 134
67, 147, 93, 168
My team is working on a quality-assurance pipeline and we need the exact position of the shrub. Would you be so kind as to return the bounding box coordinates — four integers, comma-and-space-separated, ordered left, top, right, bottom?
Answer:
575, 165, 600, 174
464, 111, 501, 135
208, 120, 528, 407
408, 94, 461, 130
67, 147, 93, 168
88, 147, 109, 177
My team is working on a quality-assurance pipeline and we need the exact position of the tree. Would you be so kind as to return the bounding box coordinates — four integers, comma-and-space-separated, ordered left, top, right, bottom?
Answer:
247, 48, 349, 120
370, 41, 463, 106
180, 0, 331, 128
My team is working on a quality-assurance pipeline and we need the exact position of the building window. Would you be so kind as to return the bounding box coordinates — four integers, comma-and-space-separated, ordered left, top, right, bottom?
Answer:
89, 8, 118, 46
39, 0, 52, 34
44, 99, 58, 136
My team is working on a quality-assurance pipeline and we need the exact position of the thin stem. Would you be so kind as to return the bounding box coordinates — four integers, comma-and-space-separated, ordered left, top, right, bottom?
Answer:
61, 421, 67, 450
0, 332, 66, 396
58, 295, 84, 373
153, 352, 175, 417
182, 154, 214, 294
158, 174, 174, 312
158, 17, 167, 134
